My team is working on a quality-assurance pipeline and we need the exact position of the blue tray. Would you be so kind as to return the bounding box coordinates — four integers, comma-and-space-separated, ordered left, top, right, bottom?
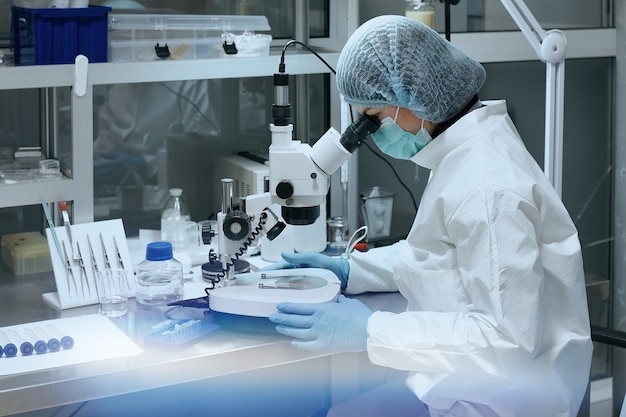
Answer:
144, 319, 219, 351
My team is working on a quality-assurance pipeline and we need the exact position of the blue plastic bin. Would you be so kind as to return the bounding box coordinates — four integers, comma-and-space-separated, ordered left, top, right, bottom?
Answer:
11, 5, 111, 65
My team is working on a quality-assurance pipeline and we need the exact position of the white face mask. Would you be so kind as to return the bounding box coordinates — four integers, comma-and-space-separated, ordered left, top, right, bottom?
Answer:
370, 107, 431, 160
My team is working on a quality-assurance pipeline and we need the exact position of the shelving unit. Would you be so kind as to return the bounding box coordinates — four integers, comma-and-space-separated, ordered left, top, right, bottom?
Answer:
0, 0, 356, 226
0, 23, 616, 225
0, 52, 341, 224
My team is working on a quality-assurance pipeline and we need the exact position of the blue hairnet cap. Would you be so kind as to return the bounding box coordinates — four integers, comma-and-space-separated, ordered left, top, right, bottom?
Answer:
336, 15, 486, 123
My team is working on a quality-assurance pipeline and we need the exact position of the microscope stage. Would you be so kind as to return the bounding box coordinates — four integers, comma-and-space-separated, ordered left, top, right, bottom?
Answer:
208, 268, 341, 317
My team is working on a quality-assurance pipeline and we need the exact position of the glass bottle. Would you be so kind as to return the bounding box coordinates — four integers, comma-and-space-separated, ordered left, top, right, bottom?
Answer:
161, 188, 191, 249
406, 0, 435, 29
135, 241, 184, 305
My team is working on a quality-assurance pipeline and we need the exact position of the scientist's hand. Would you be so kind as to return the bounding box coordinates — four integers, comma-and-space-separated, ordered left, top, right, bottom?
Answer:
269, 295, 372, 352
260, 252, 349, 290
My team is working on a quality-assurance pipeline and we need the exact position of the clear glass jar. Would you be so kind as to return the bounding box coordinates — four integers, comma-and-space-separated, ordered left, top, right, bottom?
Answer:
135, 241, 184, 305
406, 0, 435, 29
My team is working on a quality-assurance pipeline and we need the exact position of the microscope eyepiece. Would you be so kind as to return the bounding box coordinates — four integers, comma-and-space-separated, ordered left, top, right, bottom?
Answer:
339, 113, 380, 153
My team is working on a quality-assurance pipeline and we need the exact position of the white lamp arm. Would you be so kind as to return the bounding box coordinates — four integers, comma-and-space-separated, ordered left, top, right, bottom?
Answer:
499, 0, 567, 196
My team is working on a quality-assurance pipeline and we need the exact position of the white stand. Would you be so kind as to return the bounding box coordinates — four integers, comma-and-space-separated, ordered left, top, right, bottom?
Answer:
43, 219, 134, 310
500, 0, 567, 196
208, 268, 341, 317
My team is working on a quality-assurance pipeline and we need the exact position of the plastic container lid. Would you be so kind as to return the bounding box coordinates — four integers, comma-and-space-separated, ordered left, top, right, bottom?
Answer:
108, 14, 271, 32
145, 241, 174, 261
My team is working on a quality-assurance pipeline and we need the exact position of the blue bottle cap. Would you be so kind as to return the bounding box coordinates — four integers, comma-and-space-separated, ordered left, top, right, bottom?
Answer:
34, 340, 48, 354
20, 341, 34, 356
4, 343, 17, 358
47, 338, 61, 353
61, 335, 74, 350
146, 241, 173, 261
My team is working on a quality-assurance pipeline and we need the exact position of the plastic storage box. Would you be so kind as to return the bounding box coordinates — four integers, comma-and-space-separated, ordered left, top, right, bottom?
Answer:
11, 5, 111, 65
2, 232, 52, 275
107, 14, 272, 62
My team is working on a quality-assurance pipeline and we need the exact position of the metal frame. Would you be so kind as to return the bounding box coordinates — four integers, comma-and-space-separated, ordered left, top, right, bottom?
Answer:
0, 16, 616, 228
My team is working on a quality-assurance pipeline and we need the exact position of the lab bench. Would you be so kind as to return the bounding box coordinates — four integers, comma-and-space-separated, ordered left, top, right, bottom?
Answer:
0, 264, 407, 417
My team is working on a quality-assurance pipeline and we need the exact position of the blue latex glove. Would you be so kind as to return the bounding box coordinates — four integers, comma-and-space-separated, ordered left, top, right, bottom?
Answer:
269, 295, 373, 352
260, 252, 350, 290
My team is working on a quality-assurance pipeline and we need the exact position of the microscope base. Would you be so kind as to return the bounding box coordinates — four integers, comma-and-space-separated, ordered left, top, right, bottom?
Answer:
208, 268, 341, 317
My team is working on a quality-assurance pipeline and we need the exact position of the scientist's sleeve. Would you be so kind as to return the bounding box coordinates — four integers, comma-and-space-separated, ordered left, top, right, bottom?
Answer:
364, 186, 591, 410
367, 188, 546, 372
345, 240, 406, 294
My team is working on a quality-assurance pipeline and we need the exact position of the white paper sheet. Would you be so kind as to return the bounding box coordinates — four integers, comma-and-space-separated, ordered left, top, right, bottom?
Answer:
0, 314, 142, 376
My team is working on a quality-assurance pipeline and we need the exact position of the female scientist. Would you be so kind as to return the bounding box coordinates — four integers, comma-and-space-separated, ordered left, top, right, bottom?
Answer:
267, 15, 593, 417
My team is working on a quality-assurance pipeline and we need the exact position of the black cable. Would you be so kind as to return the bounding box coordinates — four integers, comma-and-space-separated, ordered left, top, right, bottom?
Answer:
67, 402, 88, 417
280, 40, 337, 75
591, 325, 626, 349
204, 212, 268, 291
363, 141, 419, 213
439, 0, 461, 42
348, 106, 420, 214
444, 0, 451, 41
156, 81, 219, 129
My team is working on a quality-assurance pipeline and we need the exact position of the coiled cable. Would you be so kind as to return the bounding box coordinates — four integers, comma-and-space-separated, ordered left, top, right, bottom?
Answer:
204, 211, 268, 292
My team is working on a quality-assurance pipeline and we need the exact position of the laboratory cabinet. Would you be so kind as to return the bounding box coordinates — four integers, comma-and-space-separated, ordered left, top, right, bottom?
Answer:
0, 67, 94, 228
0, 0, 358, 225
0, 70, 334, 218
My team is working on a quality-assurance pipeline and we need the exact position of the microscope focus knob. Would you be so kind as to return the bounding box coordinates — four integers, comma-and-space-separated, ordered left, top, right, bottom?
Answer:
275, 181, 294, 199
223, 210, 250, 241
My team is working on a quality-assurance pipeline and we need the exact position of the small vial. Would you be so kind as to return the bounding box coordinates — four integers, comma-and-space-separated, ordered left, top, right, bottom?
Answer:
406, 0, 435, 29
47, 324, 74, 350
0, 330, 17, 358
327, 216, 348, 252
8, 329, 33, 356
34, 326, 61, 352
23, 328, 48, 354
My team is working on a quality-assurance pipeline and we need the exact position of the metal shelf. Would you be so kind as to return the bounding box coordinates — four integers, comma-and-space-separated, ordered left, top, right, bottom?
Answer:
0, 27, 615, 224
451, 28, 616, 63
0, 51, 343, 224
0, 177, 75, 208
0, 51, 341, 91
0, 28, 616, 91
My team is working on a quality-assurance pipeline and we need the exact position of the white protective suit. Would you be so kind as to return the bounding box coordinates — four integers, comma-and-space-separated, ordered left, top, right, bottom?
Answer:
347, 100, 593, 417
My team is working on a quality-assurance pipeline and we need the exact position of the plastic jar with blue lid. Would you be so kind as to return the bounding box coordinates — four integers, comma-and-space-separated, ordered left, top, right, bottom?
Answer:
135, 241, 184, 305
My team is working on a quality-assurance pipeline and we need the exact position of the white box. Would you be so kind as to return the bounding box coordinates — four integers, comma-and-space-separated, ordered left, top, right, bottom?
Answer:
213, 154, 268, 209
